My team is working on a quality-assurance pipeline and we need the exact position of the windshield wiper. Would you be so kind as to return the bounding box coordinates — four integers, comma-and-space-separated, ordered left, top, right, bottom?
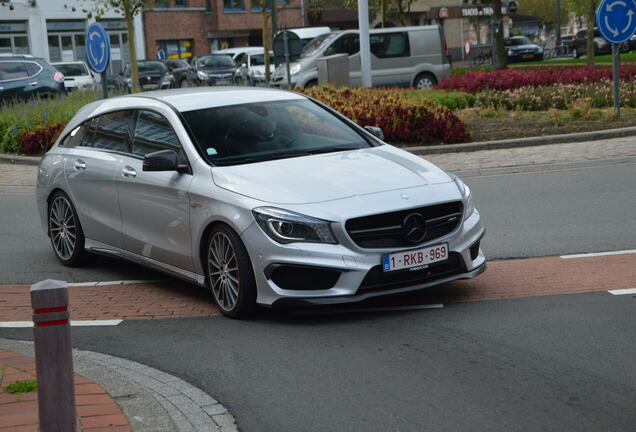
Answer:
303, 145, 364, 154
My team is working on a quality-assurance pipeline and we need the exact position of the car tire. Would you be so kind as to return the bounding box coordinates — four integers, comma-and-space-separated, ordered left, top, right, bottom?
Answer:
179, 79, 188, 88
414, 73, 437, 90
304, 79, 318, 88
204, 224, 257, 318
572, 47, 579, 58
48, 191, 88, 267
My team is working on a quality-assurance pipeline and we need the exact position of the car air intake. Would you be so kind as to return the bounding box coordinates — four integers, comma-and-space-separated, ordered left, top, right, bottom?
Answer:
268, 265, 341, 290
345, 201, 463, 248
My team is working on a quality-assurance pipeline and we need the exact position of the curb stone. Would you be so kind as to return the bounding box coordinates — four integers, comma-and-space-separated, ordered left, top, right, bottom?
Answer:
2, 125, 636, 165
402, 125, 636, 155
0, 338, 238, 432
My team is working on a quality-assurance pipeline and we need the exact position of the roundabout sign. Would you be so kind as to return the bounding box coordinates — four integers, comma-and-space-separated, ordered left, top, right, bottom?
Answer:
85, 22, 111, 98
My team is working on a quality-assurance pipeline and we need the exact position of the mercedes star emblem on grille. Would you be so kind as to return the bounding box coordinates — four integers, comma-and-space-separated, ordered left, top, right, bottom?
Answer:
402, 213, 427, 244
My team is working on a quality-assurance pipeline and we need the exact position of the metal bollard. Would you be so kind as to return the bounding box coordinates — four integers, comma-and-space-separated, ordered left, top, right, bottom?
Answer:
31, 280, 77, 432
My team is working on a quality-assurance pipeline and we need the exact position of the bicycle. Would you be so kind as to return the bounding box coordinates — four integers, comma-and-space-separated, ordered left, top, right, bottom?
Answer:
472, 47, 492, 67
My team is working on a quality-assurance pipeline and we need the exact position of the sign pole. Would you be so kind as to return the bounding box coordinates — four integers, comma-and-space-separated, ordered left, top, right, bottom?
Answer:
612, 42, 620, 119
358, 0, 372, 87
101, 69, 108, 99
284, 31, 291, 89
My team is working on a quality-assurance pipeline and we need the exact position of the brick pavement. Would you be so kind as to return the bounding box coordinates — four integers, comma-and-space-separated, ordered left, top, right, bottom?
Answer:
0, 350, 130, 432
0, 253, 634, 321
2, 136, 635, 187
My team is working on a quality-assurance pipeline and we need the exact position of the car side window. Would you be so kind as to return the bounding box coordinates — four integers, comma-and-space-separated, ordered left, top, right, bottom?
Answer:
60, 124, 89, 148
90, 111, 133, 153
132, 110, 182, 158
325, 34, 360, 56
24, 62, 42, 77
370, 32, 410, 58
0, 62, 29, 81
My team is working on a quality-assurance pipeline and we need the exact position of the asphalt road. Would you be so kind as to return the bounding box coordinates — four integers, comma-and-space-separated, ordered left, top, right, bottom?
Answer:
2, 292, 635, 431
1, 160, 634, 284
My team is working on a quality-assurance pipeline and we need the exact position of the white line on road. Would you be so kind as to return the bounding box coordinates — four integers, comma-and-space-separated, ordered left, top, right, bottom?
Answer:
289, 303, 444, 316
0, 320, 123, 328
608, 288, 636, 295
68, 279, 166, 287
560, 249, 636, 259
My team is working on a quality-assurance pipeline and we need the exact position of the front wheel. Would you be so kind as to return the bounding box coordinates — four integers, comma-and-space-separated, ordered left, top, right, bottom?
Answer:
414, 73, 437, 90
572, 47, 579, 58
48, 192, 88, 266
205, 225, 257, 318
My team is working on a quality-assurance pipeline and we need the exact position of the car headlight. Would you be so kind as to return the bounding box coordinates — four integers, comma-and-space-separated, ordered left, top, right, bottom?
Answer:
252, 69, 263, 76
125, 77, 132, 83
507, 50, 514, 56
290, 64, 301, 75
161, 74, 174, 84
537, 47, 543, 54
197, 70, 208, 80
252, 207, 337, 244
453, 176, 476, 220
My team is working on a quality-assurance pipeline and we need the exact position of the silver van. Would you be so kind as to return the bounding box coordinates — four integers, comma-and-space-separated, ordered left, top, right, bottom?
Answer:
271, 26, 450, 89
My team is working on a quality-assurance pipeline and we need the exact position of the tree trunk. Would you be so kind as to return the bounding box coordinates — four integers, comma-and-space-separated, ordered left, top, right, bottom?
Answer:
262, 7, 271, 83
124, 2, 138, 92
493, 0, 507, 70
587, 0, 596, 67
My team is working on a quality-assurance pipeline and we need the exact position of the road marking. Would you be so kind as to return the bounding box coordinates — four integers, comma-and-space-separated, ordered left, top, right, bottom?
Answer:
68, 279, 166, 287
0, 320, 123, 328
560, 249, 636, 259
289, 303, 444, 316
608, 288, 636, 295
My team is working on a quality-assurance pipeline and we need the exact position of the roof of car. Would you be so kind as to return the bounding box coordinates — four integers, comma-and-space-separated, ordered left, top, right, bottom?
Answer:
127, 87, 306, 112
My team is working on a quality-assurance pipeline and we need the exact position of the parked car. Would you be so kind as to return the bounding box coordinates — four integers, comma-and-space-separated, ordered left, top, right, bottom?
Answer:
36, 87, 486, 318
124, 60, 175, 91
52, 61, 98, 91
214, 47, 275, 85
193, 55, 240, 85
271, 26, 450, 89
572, 28, 629, 58
629, 33, 636, 51
504, 36, 544, 62
160, 59, 195, 88
0, 54, 65, 103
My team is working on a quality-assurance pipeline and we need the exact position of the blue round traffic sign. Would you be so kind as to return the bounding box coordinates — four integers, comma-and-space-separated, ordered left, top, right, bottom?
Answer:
597, 0, 636, 44
85, 23, 110, 74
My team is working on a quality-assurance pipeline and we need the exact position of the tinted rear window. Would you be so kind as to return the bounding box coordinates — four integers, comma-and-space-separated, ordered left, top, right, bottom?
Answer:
0, 62, 28, 81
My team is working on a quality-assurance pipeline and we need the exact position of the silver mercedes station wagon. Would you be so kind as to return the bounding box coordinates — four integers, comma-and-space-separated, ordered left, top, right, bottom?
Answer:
36, 88, 485, 317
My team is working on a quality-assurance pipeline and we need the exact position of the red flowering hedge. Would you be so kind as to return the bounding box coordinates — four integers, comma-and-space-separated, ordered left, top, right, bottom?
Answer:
19, 123, 65, 155
299, 87, 470, 144
435, 66, 636, 93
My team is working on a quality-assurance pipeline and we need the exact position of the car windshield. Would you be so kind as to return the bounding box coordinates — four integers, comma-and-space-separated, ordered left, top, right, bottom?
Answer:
137, 61, 167, 73
505, 37, 532, 46
300, 33, 338, 58
54, 63, 88, 76
249, 53, 273, 66
181, 99, 371, 166
197, 55, 236, 68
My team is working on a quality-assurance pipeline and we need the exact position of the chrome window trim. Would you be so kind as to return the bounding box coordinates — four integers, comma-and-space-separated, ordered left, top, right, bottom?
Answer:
0, 60, 43, 83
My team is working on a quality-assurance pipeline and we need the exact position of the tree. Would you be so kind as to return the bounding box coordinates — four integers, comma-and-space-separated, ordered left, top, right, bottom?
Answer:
251, 0, 274, 82
567, 0, 598, 66
83, 0, 145, 92
518, 0, 572, 30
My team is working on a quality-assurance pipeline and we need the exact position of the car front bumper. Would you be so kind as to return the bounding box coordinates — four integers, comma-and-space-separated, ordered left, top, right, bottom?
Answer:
241, 208, 486, 307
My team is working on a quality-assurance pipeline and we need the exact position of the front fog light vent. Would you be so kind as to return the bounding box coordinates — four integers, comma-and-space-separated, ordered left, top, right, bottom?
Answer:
268, 265, 341, 290
469, 241, 480, 261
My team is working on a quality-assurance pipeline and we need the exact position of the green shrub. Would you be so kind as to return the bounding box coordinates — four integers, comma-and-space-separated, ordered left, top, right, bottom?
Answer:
406, 89, 476, 110
4, 380, 38, 393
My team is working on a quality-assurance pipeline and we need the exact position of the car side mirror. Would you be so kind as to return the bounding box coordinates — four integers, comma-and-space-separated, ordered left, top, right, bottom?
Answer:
364, 126, 384, 141
143, 149, 184, 172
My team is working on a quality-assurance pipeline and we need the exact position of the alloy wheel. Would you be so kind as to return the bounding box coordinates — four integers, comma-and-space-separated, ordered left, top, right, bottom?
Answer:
208, 232, 240, 311
49, 196, 76, 260
416, 77, 434, 89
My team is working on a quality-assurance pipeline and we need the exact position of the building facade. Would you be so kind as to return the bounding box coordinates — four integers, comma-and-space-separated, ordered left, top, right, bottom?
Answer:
0, 0, 145, 75
143, 0, 303, 59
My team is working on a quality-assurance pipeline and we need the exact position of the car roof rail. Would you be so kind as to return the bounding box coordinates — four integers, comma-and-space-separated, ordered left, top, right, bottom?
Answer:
0, 53, 35, 58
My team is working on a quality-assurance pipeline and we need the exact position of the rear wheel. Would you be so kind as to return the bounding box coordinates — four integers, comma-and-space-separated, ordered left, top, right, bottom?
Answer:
304, 79, 318, 88
205, 225, 257, 318
48, 192, 88, 266
414, 73, 437, 90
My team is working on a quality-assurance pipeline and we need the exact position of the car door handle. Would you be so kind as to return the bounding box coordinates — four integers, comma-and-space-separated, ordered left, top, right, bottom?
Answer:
74, 159, 86, 170
122, 166, 137, 178
29, 81, 38, 87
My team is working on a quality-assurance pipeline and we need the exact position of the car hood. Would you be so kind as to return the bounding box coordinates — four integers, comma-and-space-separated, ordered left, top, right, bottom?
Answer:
507, 44, 541, 51
199, 67, 236, 74
211, 145, 453, 205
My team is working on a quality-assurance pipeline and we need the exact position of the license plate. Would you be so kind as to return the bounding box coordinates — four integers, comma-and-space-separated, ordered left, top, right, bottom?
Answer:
522, 54, 534, 59
383, 243, 448, 272
216, 79, 230, 85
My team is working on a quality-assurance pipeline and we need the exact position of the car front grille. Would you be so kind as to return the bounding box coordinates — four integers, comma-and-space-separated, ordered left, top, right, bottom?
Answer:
345, 201, 463, 249
358, 253, 464, 293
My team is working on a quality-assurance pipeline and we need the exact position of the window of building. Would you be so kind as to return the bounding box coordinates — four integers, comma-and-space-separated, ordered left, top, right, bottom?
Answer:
47, 20, 87, 63
159, 40, 193, 60
0, 22, 30, 55
224, 0, 245, 12
174, 0, 187, 7
154, 0, 170, 7
370, 32, 410, 58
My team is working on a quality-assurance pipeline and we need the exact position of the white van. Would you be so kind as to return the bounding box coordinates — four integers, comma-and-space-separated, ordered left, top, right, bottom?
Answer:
271, 26, 451, 89
284, 27, 331, 49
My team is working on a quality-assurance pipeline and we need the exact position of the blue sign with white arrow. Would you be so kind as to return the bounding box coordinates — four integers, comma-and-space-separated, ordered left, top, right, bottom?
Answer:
85, 22, 110, 74
597, 0, 636, 44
